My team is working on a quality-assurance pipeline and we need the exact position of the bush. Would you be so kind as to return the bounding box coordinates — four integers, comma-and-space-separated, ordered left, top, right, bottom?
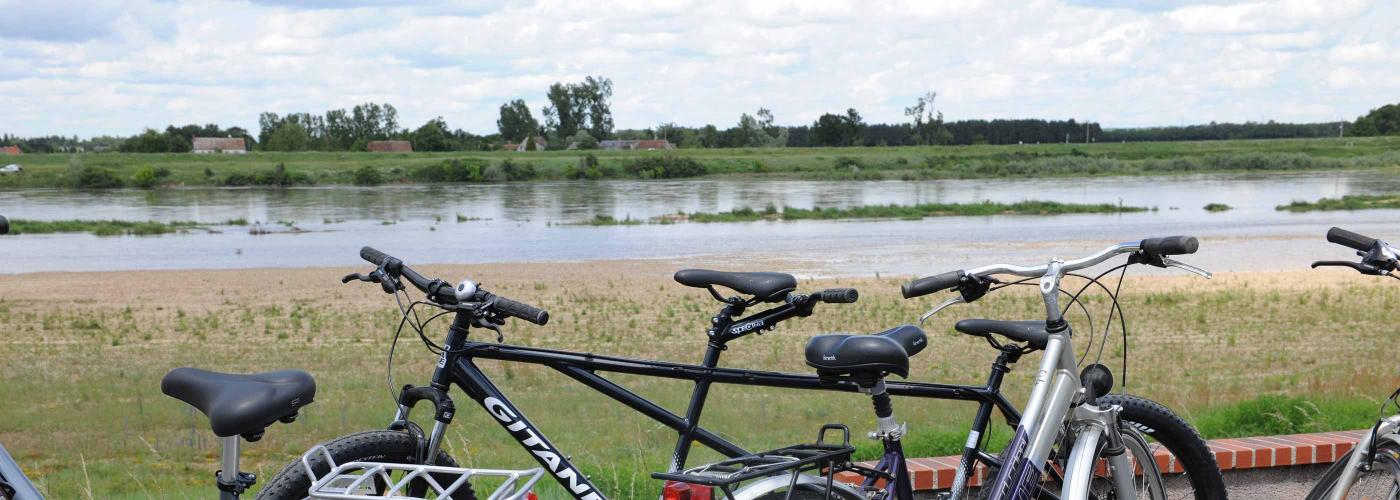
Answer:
566, 154, 610, 180
352, 165, 383, 186
570, 131, 599, 150
223, 163, 312, 187
623, 155, 707, 179
410, 159, 485, 183
73, 166, 125, 189
131, 165, 171, 188
499, 158, 537, 181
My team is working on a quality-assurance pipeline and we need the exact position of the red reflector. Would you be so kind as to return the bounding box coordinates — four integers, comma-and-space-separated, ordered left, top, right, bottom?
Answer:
526, 493, 538, 500
662, 480, 713, 500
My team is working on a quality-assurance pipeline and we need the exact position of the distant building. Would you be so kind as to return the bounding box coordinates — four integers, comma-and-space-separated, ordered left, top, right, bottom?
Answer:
504, 137, 546, 152
0, 146, 20, 155
599, 139, 675, 151
192, 137, 247, 154
368, 140, 413, 153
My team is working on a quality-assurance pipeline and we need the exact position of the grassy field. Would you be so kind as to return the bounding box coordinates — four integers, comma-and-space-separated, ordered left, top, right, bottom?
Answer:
2, 262, 1398, 498
2, 135, 1399, 189
1277, 194, 1400, 212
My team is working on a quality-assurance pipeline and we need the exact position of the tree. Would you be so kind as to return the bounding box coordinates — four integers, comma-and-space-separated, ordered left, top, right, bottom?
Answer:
735, 108, 787, 147
811, 109, 865, 147
266, 122, 311, 151
905, 91, 952, 145
542, 76, 614, 143
1352, 103, 1400, 136
412, 117, 454, 152
121, 129, 170, 153
569, 131, 599, 150
497, 99, 540, 142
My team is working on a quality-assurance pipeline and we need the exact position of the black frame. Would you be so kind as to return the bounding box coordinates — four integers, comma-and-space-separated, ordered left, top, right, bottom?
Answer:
412, 298, 1024, 500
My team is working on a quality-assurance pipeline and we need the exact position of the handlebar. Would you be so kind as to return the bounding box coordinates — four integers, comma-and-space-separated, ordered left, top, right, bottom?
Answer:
902, 236, 1201, 299
1327, 227, 1378, 252
815, 288, 859, 304
1313, 227, 1397, 276
357, 246, 550, 326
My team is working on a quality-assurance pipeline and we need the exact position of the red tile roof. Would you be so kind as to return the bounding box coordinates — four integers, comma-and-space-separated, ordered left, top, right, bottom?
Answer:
0, 146, 20, 155
191, 137, 247, 152
368, 140, 413, 152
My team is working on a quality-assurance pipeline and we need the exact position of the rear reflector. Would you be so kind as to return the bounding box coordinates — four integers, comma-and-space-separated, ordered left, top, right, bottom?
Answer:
662, 480, 713, 500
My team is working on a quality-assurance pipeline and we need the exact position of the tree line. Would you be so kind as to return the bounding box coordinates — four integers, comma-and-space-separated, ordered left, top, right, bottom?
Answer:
4, 82, 1398, 153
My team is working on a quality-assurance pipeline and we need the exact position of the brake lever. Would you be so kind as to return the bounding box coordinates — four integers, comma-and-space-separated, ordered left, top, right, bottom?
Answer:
919, 294, 965, 325
1162, 257, 1212, 279
341, 272, 380, 284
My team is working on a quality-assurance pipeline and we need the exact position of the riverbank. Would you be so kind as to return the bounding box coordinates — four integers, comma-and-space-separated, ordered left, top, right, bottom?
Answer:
1, 262, 1395, 498
2, 136, 1398, 189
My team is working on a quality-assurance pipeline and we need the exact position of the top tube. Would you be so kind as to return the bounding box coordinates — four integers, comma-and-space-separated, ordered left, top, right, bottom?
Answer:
964, 241, 1141, 279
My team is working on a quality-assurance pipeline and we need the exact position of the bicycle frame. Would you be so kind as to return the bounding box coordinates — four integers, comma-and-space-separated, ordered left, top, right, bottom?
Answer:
1327, 415, 1400, 500
394, 305, 1024, 500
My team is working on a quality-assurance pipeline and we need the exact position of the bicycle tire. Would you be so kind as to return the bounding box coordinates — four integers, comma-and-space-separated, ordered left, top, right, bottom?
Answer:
257, 430, 476, 500
1101, 394, 1228, 500
1305, 440, 1400, 500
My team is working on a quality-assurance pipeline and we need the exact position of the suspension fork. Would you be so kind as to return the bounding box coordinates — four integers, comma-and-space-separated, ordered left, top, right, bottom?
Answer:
390, 312, 471, 463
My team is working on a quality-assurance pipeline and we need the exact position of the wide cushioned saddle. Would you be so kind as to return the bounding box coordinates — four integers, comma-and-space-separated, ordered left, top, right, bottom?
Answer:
805, 324, 928, 378
161, 368, 315, 438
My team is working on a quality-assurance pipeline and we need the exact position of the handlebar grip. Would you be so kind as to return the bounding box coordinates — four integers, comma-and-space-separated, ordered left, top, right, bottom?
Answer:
360, 246, 393, 266
0, 215, 8, 235
490, 295, 550, 326
1327, 227, 1377, 252
816, 288, 859, 304
1140, 236, 1198, 256
902, 270, 964, 299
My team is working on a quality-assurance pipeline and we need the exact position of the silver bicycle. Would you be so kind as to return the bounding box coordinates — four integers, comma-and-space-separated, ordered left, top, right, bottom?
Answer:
904, 236, 1225, 499
1306, 227, 1400, 500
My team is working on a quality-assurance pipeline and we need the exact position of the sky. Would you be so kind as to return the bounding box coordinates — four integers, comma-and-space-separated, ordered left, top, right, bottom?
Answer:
1, 0, 1396, 138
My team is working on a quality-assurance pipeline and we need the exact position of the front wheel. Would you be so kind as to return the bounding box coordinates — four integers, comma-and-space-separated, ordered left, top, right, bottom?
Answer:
257, 430, 476, 500
1305, 441, 1400, 500
1096, 394, 1227, 500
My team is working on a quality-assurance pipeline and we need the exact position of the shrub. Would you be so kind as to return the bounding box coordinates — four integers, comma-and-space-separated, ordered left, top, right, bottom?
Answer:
570, 131, 599, 150
352, 165, 383, 186
131, 166, 172, 188
222, 163, 312, 187
410, 159, 485, 183
499, 158, 537, 181
623, 155, 707, 179
74, 166, 125, 189
567, 154, 608, 180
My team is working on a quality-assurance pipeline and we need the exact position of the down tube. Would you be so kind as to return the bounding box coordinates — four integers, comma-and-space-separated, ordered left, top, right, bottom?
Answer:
452, 357, 606, 500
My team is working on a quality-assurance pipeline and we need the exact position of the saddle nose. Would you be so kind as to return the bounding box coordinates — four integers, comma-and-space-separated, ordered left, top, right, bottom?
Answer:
161, 367, 316, 439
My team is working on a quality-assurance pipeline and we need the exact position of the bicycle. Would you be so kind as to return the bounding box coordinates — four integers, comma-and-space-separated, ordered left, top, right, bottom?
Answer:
901, 236, 1228, 499
1305, 227, 1400, 500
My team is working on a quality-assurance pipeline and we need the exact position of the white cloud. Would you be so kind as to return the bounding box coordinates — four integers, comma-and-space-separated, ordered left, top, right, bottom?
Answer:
0, 0, 1395, 137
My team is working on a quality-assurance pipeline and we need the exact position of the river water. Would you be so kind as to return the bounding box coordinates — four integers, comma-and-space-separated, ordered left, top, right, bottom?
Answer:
2, 171, 1398, 275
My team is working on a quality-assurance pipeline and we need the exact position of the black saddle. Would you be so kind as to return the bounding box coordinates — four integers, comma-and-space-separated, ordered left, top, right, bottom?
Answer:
805, 325, 928, 379
161, 368, 316, 439
674, 269, 797, 302
955, 319, 1049, 350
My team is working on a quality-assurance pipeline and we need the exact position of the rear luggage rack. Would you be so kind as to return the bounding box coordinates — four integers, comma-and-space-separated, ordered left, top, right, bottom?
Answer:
652, 424, 856, 498
300, 445, 544, 500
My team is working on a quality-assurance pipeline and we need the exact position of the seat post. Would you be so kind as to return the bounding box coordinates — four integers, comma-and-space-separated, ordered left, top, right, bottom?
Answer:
216, 436, 255, 499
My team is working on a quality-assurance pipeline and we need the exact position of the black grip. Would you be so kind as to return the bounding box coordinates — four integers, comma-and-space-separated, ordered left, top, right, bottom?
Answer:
1327, 227, 1377, 252
490, 295, 550, 326
0, 215, 8, 235
1140, 236, 1198, 256
816, 288, 859, 304
360, 246, 392, 266
902, 270, 963, 299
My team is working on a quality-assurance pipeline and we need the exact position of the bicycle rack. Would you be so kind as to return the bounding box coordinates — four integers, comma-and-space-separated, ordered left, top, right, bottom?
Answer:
300, 445, 545, 500
651, 424, 857, 500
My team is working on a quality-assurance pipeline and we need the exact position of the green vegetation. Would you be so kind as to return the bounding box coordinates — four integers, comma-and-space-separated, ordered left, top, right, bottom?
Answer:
3, 136, 1399, 189
7, 219, 222, 236
1203, 203, 1233, 212
1277, 194, 1400, 212
585, 201, 1147, 225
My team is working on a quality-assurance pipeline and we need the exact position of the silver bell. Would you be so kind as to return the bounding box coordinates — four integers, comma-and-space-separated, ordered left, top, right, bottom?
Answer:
454, 279, 479, 301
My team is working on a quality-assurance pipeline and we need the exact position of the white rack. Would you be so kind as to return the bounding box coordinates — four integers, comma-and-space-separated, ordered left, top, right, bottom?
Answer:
301, 445, 545, 500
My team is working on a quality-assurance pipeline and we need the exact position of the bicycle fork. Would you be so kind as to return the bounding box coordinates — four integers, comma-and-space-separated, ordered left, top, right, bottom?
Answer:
1328, 416, 1400, 500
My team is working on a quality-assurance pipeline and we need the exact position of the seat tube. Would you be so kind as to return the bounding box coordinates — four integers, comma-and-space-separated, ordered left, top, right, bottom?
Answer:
668, 342, 724, 471
949, 354, 1012, 500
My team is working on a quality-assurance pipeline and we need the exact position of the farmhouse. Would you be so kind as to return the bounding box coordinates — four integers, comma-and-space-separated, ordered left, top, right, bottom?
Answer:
192, 137, 247, 154
367, 140, 413, 152
0, 146, 20, 155
598, 139, 675, 151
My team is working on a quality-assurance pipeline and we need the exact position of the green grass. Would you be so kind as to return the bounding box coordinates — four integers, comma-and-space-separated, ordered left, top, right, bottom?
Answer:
3, 268, 1397, 498
2, 135, 1399, 189
1203, 203, 1233, 212
1277, 194, 1400, 212
583, 201, 1148, 225
5, 219, 245, 236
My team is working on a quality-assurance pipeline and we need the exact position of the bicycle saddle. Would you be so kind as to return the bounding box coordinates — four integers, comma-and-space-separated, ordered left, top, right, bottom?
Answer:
955, 319, 1049, 350
674, 269, 797, 302
805, 324, 927, 379
161, 367, 316, 439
